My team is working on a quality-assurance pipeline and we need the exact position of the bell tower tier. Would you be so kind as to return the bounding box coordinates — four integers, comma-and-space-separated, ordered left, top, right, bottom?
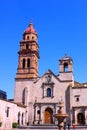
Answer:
16, 22, 40, 79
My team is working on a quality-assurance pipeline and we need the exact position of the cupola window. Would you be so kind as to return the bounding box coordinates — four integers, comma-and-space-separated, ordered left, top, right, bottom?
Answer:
32, 36, 34, 39
27, 36, 29, 40
64, 63, 68, 72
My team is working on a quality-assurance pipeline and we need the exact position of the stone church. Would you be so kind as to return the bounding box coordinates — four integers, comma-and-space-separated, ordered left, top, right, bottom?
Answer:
0, 22, 87, 129
14, 22, 87, 126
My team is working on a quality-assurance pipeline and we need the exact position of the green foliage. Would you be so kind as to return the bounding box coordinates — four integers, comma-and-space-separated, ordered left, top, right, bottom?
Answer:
0, 122, 2, 127
12, 122, 18, 128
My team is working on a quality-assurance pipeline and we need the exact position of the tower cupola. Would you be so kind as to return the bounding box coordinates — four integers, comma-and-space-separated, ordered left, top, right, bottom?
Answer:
58, 54, 74, 82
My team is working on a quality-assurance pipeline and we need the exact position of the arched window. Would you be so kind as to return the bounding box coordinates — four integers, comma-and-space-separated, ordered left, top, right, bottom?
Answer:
22, 59, 26, 68
47, 88, 51, 97
27, 59, 30, 68
64, 63, 68, 72
22, 88, 28, 105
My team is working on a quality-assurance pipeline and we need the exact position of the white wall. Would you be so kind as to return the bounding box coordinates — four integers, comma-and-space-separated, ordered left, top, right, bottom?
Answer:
0, 99, 26, 129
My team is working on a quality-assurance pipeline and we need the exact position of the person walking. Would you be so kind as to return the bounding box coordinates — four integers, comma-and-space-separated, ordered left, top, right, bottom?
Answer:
67, 123, 70, 130
64, 121, 66, 130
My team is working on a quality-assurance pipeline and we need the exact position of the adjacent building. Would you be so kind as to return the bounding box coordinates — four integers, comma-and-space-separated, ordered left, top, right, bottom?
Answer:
0, 90, 7, 99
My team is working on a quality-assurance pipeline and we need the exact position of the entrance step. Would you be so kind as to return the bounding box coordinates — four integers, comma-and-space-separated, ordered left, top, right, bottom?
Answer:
18, 124, 58, 129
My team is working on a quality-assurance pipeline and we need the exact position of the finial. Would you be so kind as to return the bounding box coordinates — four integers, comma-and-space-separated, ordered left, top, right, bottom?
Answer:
28, 19, 34, 28
64, 53, 67, 57
30, 18, 33, 23
28, 19, 33, 27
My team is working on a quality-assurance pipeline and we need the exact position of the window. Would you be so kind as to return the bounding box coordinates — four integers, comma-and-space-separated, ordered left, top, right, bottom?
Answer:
22, 88, 28, 105
22, 89, 25, 105
74, 95, 80, 102
26, 44, 28, 49
64, 63, 68, 72
27, 36, 29, 40
32, 36, 34, 39
6, 107, 10, 117
27, 59, 30, 68
22, 59, 26, 68
37, 110, 40, 115
76, 97, 79, 102
47, 88, 51, 97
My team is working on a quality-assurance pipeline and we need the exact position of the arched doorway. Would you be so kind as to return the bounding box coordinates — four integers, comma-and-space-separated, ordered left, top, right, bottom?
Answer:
44, 108, 53, 124
77, 113, 85, 125
18, 112, 21, 125
21, 113, 24, 125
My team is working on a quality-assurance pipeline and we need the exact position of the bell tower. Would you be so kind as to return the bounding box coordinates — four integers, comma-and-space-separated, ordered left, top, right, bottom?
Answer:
16, 22, 39, 79
59, 54, 74, 82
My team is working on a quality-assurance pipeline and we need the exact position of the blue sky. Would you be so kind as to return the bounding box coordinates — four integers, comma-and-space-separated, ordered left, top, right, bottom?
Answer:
0, 0, 87, 99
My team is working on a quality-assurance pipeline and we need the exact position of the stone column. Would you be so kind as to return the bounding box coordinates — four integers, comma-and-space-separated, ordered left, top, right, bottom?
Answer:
53, 104, 56, 124
34, 105, 36, 124
85, 109, 87, 124
39, 104, 42, 124
72, 108, 75, 124
84, 108, 86, 124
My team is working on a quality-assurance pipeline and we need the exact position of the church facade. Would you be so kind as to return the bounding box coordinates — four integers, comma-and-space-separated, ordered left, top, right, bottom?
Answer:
0, 22, 87, 129
14, 22, 87, 126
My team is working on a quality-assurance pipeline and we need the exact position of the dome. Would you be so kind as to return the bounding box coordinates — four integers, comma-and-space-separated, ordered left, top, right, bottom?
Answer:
24, 22, 37, 35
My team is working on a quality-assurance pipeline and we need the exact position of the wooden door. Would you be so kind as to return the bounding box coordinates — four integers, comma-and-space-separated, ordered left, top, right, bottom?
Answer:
44, 108, 53, 124
77, 113, 85, 124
